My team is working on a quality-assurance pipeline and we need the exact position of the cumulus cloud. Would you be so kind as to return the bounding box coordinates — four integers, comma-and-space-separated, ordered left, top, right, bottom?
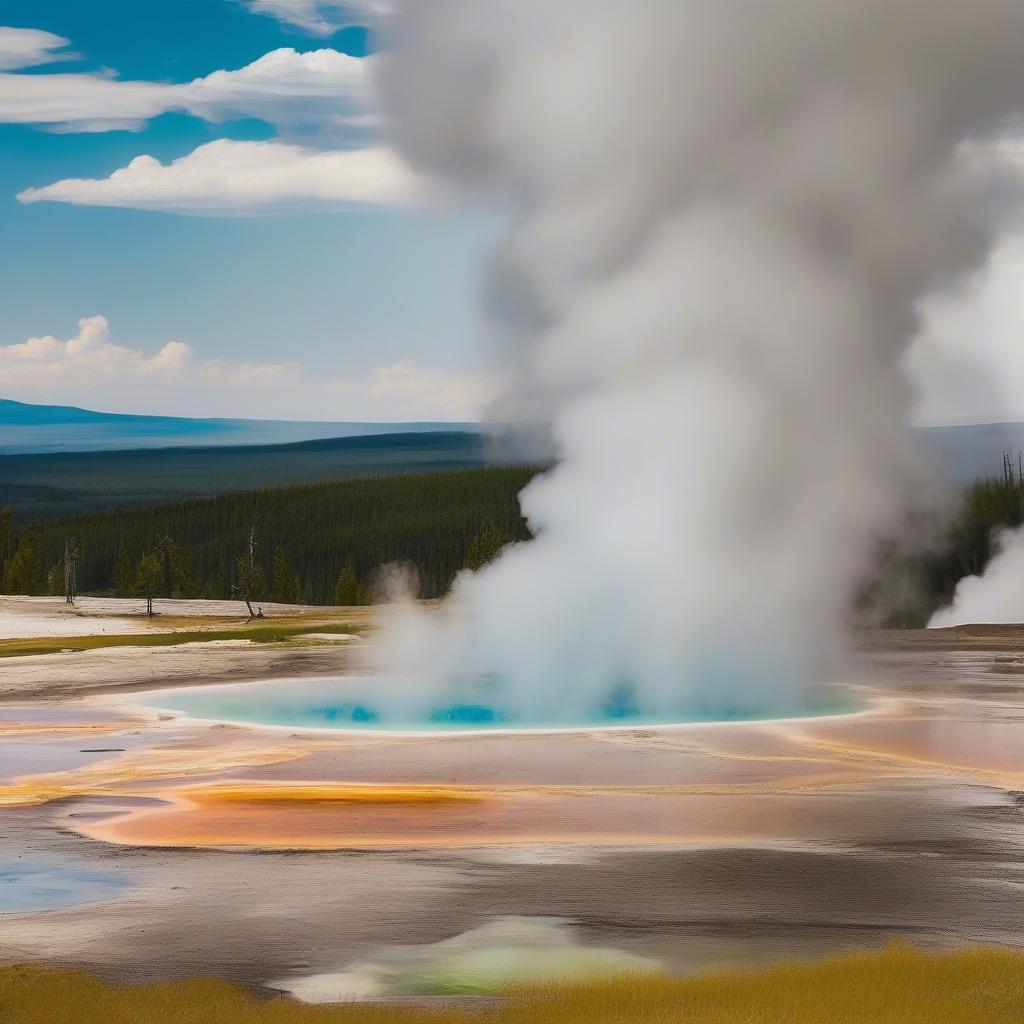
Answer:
328, 362, 496, 419
17, 138, 421, 213
243, 1, 390, 36
0, 315, 295, 408
180, 47, 371, 128
0, 46, 371, 132
0, 26, 71, 70
0, 316, 486, 421
0, 316, 193, 378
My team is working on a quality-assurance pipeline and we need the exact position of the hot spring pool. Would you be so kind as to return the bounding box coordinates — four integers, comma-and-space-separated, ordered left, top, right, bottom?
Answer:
136, 676, 859, 733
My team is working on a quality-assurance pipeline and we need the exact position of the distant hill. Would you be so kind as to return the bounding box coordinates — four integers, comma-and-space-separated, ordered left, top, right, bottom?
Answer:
0, 431, 501, 521
3, 399, 1022, 518
0, 399, 471, 454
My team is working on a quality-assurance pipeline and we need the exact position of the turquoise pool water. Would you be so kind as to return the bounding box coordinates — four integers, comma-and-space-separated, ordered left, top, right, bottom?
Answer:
141, 676, 857, 733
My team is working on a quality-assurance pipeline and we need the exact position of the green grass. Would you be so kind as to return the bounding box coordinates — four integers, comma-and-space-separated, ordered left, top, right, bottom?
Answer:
2, 945, 1024, 1022
0, 623, 358, 658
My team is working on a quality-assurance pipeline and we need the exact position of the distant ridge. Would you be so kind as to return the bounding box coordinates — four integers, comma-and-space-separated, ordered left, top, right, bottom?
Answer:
0, 398, 473, 455
3, 399, 1021, 493
4, 429, 485, 462
0, 430, 496, 521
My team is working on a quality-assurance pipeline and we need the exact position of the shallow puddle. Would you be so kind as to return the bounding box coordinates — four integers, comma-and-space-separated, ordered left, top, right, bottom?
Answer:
0, 857, 126, 913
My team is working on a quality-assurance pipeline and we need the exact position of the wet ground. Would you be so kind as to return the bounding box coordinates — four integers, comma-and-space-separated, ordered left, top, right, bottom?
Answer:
0, 623, 1022, 992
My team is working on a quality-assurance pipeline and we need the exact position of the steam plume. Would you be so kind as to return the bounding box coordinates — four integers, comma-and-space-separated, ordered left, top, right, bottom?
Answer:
930, 527, 1024, 627
372, 1, 1024, 719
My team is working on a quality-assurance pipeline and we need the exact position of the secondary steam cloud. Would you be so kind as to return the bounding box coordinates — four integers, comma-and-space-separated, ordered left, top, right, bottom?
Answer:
371, 1, 1024, 719
930, 527, 1024, 627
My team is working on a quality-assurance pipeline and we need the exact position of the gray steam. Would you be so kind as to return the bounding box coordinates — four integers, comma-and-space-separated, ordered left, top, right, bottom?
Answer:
370, 1, 1024, 719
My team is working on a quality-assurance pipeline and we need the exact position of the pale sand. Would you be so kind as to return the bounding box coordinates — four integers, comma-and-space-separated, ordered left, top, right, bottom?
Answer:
0, 595, 370, 701
0, 598, 1023, 987
0, 641, 353, 702
0, 595, 355, 631
0, 596, 155, 638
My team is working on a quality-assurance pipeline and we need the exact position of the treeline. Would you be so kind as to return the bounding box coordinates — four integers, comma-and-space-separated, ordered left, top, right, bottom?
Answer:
5, 459, 1024, 622
0, 467, 537, 606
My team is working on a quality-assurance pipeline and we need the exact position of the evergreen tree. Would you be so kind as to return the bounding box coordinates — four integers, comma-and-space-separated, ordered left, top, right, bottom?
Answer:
271, 546, 301, 604
464, 517, 511, 571
114, 538, 134, 598
153, 535, 192, 597
4, 530, 44, 595
134, 552, 162, 617
333, 563, 368, 605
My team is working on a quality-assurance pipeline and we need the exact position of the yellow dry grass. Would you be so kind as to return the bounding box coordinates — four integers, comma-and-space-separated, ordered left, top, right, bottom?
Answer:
3, 944, 1024, 1023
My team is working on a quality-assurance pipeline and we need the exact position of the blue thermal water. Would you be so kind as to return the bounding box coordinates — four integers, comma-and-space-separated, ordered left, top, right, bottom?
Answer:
143, 677, 857, 733
0, 858, 126, 913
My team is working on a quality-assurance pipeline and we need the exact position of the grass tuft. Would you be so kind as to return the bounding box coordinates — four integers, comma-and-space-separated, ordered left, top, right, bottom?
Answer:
3, 944, 1024, 1022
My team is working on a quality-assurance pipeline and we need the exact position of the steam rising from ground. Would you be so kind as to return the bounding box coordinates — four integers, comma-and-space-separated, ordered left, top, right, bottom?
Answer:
370, 1, 1024, 718
930, 528, 1024, 627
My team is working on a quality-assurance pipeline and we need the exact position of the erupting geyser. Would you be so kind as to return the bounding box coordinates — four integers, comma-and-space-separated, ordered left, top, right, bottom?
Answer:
366, 0, 1024, 722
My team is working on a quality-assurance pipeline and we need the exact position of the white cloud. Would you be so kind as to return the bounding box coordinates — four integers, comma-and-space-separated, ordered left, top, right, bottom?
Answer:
0, 315, 193, 376
0, 46, 371, 132
0, 316, 295, 407
243, 1, 389, 36
0, 317, 489, 421
180, 47, 371, 128
0, 26, 71, 70
327, 362, 497, 419
18, 138, 421, 213
0, 72, 170, 132
147, 340, 193, 372
200, 359, 301, 384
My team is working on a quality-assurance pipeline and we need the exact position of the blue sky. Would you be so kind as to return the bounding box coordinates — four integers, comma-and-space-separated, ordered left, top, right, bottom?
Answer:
3, 2, 1024, 426
0, 0, 499, 421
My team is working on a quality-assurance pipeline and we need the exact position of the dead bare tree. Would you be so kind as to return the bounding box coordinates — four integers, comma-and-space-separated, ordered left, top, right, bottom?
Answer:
232, 523, 265, 621
63, 536, 78, 606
